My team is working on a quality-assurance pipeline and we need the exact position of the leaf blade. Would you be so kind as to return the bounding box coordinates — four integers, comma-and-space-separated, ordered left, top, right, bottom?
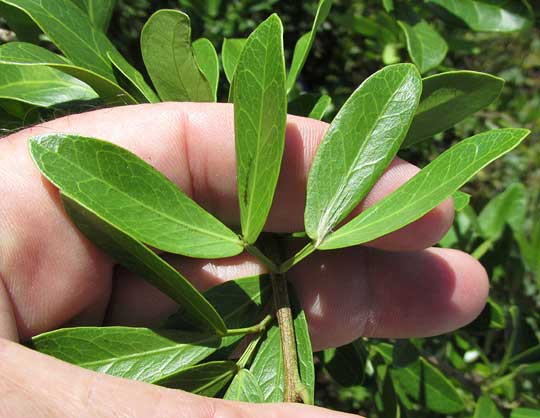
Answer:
222, 38, 246, 84
224, 369, 265, 402
71, 0, 116, 32
193, 38, 219, 101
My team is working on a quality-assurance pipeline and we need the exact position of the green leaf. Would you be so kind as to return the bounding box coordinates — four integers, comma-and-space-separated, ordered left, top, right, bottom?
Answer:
0, 63, 97, 107
29, 134, 243, 258
249, 324, 283, 402
71, 0, 116, 32
31, 327, 219, 382
320, 129, 530, 250
391, 357, 465, 414
222, 38, 246, 84
429, 0, 529, 32
478, 183, 526, 240
380, 369, 400, 418
234, 14, 287, 244
309, 94, 332, 120
0, 42, 137, 105
286, 0, 332, 93
193, 38, 219, 101
106, 51, 159, 103
61, 195, 227, 334
473, 395, 503, 418
141, 9, 213, 102
397, 13, 448, 73
224, 369, 265, 402
453, 191, 470, 212
323, 339, 367, 387
0, 0, 121, 80
511, 408, 540, 418
305, 64, 422, 245
403, 71, 504, 147
0, 2, 40, 42
153, 361, 237, 396
392, 340, 419, 368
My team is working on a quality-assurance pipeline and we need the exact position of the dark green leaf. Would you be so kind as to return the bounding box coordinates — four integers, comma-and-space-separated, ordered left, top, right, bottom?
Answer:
473, 395, 503, 418
193, 38, 219, 101
305, 64, 422, 245
321, 129, 530, 250
29, 134, 243, 258
153, 361, 237, 396
397, 12, 448, 73
323, 340, 367, 387
393, 340, 419, 368
141, 9, 213, 102
511, 408, 540, 418
0, 2, 40, 42
0, 42, 137, 105
249, 324, 283, 402
222, 38, 246, 84
286, 0, 332, 93
0, 63, 97, 107
453, 191, 470, 212
71, 0, 116, 32
224, 369, 264, 402
62, 195, 227, 334
479, 183, 526, 240
429, 0, 529, 32
404, 71, 504, 147
234, 14, 287, 244
380, 369, 400, 418
31, 327, 219, 382
391, 357, 465, 414
0, 0, 121, 80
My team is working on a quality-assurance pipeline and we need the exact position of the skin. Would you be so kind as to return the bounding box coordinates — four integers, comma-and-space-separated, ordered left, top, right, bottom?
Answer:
0, 103, 489, 417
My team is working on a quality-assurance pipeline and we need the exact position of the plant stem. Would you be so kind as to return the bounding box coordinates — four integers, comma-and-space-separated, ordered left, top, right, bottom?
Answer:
236, 334, 263, 369
278, 242, 315, 273
271, 271, 303, 402
225, 314, 273, 336
245, 243, 280, 272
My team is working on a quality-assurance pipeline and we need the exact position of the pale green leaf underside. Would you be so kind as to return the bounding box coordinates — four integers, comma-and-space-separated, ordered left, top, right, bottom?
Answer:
398, 19, 448, 73
0, 63, 97, 107
429, 0, 529, 32
31, 327, 219, 383
452, 190, 470, 212
0, 0, 119, 80
224, 369, 264, 402
193, 38, 219, 101
29, 134, 243, 258
222, 38, 246, 84
404, 70, 504, 147
141, 9, 213, 102
321, 128, 530, 250
249, 324, 283, 402
153, 361, 237, 396
286, 0, 332, 93
305, 63, 422, 245
71, 0, 116, 32
0, 42, 137, 105
62, 195, 227, 334
234, 14, 287, 244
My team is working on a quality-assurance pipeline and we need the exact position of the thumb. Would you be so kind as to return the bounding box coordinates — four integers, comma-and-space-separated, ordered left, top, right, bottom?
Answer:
0, 338, 360, 418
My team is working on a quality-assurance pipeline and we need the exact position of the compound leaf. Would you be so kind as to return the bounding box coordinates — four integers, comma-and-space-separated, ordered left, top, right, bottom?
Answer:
234, 14, 287, 244
321, 129, 530, 250
141, 9, 213, 102
193, 38, 219, 101
305, 63, 422, 245
29, 134, 243, 258
31, 327, 220, 383
404, 70, 504, 147
224, 369, 264, 402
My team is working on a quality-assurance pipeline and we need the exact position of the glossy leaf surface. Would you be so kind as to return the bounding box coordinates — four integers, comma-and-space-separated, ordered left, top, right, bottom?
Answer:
29, 134, 243, 258
153, 361, 237, 396
141, 10, 213, 102
234, 14, 287, 244
31, 327, 219, 382
321, 129, 529, 250
222, 38, 246, 84
404, 71, 504, 147
305, 64, 422, 245
398, 13, 448, 73
62, 195, 227, 334
193, 38, 219, 101
429, 0, 529, 32
473, 395, 503, 418
71, 0, 116, 31
0, 0, 119, 80
286, 0, 332, 93
0, 42, 136, 104
0, 63, 97, 107
224, 369, 264, 402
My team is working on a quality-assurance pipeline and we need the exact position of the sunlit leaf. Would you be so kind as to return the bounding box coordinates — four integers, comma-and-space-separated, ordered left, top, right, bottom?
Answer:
224, 369, 264, 402
193, 38, 219, 101
222, 38, 246, 84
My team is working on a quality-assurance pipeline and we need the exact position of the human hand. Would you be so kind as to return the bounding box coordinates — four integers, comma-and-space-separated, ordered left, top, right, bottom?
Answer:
0, 103, 488, 417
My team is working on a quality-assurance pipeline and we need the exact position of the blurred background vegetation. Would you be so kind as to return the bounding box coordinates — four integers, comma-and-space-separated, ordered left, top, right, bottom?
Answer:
1, 1, 539, 416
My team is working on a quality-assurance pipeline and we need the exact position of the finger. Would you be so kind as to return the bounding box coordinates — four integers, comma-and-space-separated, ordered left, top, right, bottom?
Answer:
106, 247, 488, 350
0, 338, 359, 418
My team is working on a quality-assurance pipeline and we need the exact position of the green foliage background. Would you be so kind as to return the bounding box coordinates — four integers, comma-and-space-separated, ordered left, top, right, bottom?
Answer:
1, 0, 539, 416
